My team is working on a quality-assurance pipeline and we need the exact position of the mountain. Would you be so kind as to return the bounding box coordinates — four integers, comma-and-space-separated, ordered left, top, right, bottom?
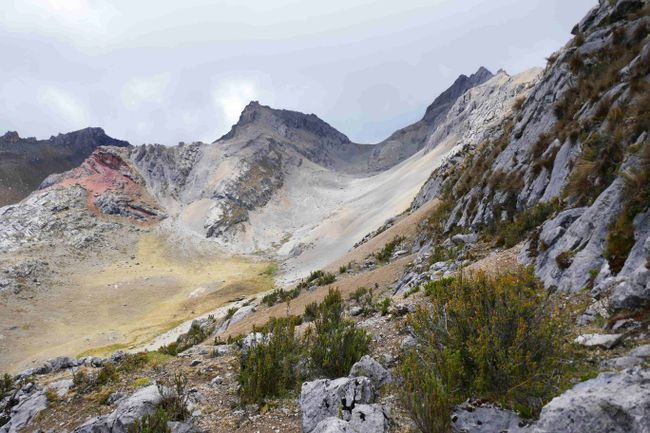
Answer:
366, 66, 494, 171
1, 2, 650, 432
0, 128, 129, 207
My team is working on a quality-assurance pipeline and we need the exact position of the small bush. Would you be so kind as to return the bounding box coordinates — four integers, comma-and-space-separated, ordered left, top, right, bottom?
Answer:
349, 287, 371, 302
489, 200, 559, 248
303, 302, 319, 322
225, 307, 238, 320
262, 287, 301, 307
399, 268, 570, 425
297, 270, 336, 289
0, 373, 13, 399
238, 317, 303, 404
339, 264, 348, 274
555, 250, 576, 270
45, 388, 59, 403
399, 353, 450, 433
378, 298, 391, 316
375, 236, 405, 262
72, 363, 118, 394
158, 342, 179, 357
128, 408, 171, 433
306, 289, 371, 378
158, 371, 190, 422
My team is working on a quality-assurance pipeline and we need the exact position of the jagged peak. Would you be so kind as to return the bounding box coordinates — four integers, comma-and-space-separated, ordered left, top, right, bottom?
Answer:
421, 66, 494, 123
217, 101, 350, 145
1, 131, 20, 141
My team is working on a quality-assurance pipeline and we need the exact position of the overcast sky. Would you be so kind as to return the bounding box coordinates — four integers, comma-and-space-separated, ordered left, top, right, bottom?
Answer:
1, 0, 595, 145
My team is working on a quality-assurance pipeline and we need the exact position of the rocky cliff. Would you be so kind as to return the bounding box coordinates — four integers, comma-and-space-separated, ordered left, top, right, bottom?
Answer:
409, 0, 650, 313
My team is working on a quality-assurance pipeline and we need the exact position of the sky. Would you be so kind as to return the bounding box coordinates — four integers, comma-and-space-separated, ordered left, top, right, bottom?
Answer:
0, 0, 595, 145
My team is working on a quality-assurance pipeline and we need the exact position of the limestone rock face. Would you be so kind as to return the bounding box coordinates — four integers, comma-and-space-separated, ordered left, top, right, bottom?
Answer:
410, 0, 650, 308
532, 368, 650, 433
349, 356, 392, 388
299, 377, 375, 433
0, 387, 47, 433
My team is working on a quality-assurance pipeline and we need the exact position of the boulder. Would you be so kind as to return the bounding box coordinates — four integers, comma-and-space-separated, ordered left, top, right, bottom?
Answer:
168, 421, 196, 433
574, 333, 623, 349
299, 377, 375, 433
46, 379, 73, 398
533, 367, 650, 433
312, 418, 351, 433
310, 404, 389, 433
603, 344, 650, 370
72, 384, 161, 433
451, 400, 530, 433
349, 356, 392, 388
348, 404, 389, 433
240, 332, 270, 356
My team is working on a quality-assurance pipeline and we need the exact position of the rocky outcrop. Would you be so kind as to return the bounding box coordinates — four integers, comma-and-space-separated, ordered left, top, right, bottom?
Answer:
410, 0, 650, 309
0, 384, 48, 433
0, 128, 129, 207
73, 384, 162, 433
412, 68, 541, 209
532, 367, 650, 433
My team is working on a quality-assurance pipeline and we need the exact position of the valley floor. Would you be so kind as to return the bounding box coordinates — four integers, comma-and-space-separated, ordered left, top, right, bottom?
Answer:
0, 231, 274, 373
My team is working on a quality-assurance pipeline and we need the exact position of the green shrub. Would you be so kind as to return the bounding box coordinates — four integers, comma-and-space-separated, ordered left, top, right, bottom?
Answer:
238, 317, 303, 404
158, 342, 179, 357
297, 270, 336, 289
605, 144, 650, 273
157, 371, 190, 421
128, 408, 171, 433
225, 307, 238, 320
399, 353, 450, 433
306, 289, 371, 378
339, 265, 348, 274
303, 302, 319, 322
399, 268, 569, 424
379, 298, 391, 316
489, 200, 558, 248
349, 287, 370, 302
72, 363, 119, 394
0, 373, 13, 399
375, 236, 405, 262
555, 250, 576, 270
262, 287, 301, 307
45, 388, 59, 403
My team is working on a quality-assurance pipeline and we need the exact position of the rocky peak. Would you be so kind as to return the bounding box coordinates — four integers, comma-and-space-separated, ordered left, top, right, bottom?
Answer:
1, 131, 20, 144
218, 101, 351, 146
422, 66, 494, 123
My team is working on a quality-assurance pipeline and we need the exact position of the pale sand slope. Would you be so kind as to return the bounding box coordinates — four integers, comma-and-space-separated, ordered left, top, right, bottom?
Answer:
231, 70, 539, 283
244, 135, 457, 284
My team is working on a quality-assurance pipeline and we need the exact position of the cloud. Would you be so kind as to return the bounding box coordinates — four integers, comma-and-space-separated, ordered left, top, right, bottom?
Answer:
121, 74, 170, 108
37, 86, 90, 129
212, 79, 259, 127
1, 0, 117, 44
